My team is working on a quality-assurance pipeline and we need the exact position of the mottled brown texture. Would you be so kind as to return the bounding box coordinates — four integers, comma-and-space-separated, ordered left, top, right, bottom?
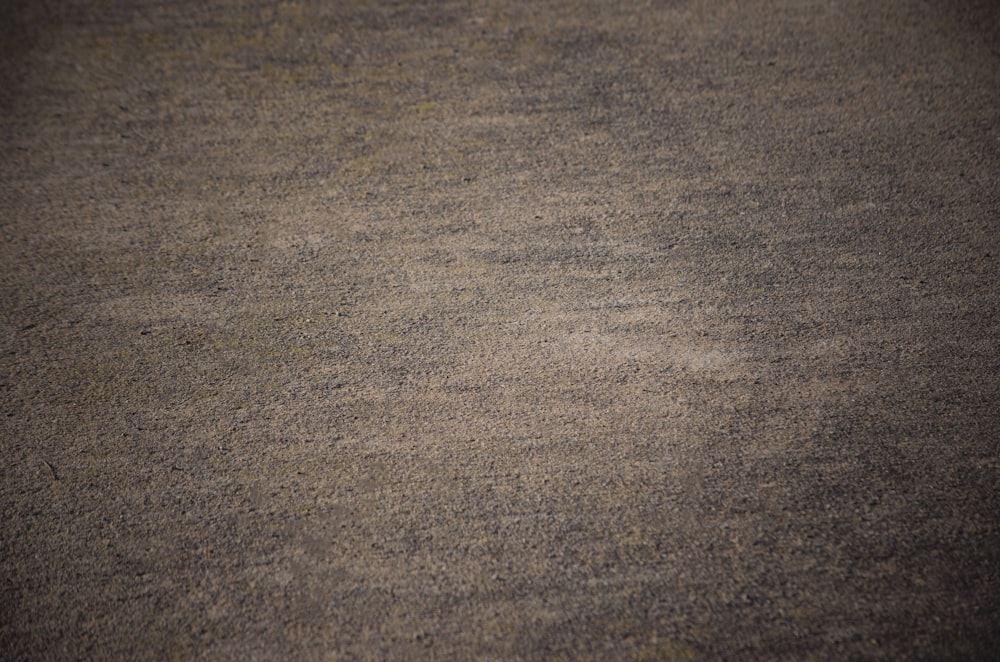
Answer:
2, 0, 999, 659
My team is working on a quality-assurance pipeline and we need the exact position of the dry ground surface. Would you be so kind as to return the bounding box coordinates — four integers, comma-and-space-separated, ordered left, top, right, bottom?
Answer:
2, 0, 999, 659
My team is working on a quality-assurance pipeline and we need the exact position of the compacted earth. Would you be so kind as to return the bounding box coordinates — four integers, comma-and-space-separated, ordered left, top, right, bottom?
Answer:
2, 0, 998, 659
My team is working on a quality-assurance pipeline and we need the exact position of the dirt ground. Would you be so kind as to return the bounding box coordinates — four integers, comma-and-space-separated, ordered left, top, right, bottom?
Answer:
1, 0, 998, 659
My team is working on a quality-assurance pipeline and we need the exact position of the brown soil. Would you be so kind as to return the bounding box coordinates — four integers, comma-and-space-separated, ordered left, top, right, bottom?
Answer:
2, 0, 999, 659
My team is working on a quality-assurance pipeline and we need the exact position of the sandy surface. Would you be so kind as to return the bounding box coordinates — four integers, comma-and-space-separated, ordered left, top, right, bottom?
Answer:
2, 0, 999, 659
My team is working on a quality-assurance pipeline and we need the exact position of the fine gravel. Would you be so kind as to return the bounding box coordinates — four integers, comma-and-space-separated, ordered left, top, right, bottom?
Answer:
2, 0, 999, 659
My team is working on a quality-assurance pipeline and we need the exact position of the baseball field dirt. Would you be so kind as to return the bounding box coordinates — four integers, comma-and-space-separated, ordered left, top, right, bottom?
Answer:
2, 0, 998, 659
